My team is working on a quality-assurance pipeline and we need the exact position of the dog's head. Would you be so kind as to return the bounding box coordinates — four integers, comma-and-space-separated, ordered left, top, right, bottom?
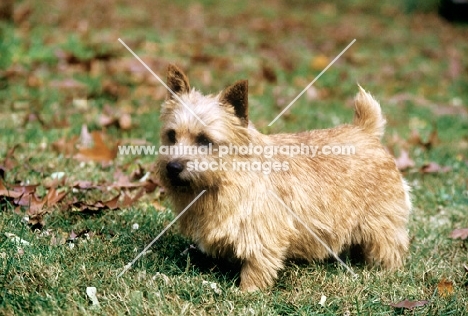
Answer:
156, 64, 252, 192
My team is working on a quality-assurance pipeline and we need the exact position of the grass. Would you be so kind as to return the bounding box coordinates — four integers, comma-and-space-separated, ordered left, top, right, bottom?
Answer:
1, 0, 468, 314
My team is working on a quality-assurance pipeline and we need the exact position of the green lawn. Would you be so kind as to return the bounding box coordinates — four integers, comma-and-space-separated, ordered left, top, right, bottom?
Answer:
1, 0, 467, 314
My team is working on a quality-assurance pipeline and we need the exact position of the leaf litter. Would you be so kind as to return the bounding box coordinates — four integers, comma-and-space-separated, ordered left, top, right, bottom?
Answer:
0, 155, 161, 226
389, 299, 430, 310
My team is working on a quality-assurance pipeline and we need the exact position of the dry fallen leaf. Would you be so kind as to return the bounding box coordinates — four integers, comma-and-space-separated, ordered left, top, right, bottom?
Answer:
151, 200, 166, 211
448, 47, 461, 81
69, 230, 78, 241
52, 135, 79, 157
0, 181, 25, 199
112, 169, 146, 189
261, 64, 277, 83
72, 180, 97, 190
409, 128, 439, 150
74, 131, 118, 163
450, 228, 468, 240
121, 189, 145, 208
79, 124, 93, 147
420, 162, 452, 174
1, 182, 68, 227
45, 187, 68, 207
98, 105, 133, 130
119, 113, 132, 130
50, 234, 67, 246
15, 194, 46, 217
437, 278, 454, 297
1, 145, 19, 173
71, 194, 120, 213
395, 150, 415, 171
310, 55, 330, 71
390, 299, 430, 310
50, 78, 87, 91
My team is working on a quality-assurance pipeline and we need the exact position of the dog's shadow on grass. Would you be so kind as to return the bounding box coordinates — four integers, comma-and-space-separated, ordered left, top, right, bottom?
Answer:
147, 236, 242, 285
151, 237, 368, 289
184, 246, 242, 285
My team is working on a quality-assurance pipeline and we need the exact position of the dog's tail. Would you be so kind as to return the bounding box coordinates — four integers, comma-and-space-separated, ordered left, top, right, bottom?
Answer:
353, 85, 386, 139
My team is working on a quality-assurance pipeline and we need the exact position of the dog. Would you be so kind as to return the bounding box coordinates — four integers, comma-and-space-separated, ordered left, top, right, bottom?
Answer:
156, 64, 411, 291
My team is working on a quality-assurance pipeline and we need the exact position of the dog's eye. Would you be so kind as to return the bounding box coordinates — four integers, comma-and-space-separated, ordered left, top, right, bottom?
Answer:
196, 133, 212, 146
166, 129, 176, 144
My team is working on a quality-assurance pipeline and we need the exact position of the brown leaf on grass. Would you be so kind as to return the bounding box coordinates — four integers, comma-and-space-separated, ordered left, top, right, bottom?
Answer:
143, 179, 159, 194
14, 194, 47, 228
409, 129, 423, 145
409, 128, 440, 150
22, 112, 47, 128
450, 228, 468, 240
1, 145, 19, 174
79, 124, 93, 147
130, 163, 145, 181
121, 189, 145, 208
0, 180, 38, 199
99, 105, 133, 130
112, 169, 146, 189
50, 234, 67, 246
45, 187, 68, 207
52, 135, 79, 156
101, 194, 120, 209
0, 181, 22, 199
50, 78, 87, 91
261, 64, 277, 83
43, 175, 67, 189
395, 150, 415, 171
46, 114, 70, 129
437, 278, 454, 297
3, 184, 67, 227
118, 113, 132, 130
191, 54, 230, 69
448, 47, 461, 81
101, 79, 129, 98
310, 55, 329, 71
71, 194, 120, 213
72, 180, 96, 190
385, 133, 408, 155
110, 168, 159, 193
74, 131, 118, 163
15, 193, 45, 213
389, 299, 430, 310
426, 128, 440, 149
152, 200, 166, 211
389, 93, 467, 117
69, 230, 78, 240
420, 162, 452, 174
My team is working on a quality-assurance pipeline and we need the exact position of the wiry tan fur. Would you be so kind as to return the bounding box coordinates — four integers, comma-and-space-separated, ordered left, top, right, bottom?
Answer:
156, 64, 411, 291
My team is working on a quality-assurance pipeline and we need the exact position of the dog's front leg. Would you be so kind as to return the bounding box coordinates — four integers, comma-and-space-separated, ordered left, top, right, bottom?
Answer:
239, 252, 285, 292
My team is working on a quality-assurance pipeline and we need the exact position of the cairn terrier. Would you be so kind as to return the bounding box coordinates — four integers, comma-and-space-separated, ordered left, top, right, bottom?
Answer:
156, 64, 411, 291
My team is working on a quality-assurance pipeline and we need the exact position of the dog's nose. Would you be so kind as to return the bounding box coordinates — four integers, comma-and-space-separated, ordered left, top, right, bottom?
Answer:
166, 161, 184, 175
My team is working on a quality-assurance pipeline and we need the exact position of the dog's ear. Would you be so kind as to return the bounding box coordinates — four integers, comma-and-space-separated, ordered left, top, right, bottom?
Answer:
166, 64, 190, 100
220, 80, 249, 126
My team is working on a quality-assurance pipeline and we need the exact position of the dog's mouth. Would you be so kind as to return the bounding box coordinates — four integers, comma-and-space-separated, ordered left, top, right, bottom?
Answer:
168, 177, 191, 188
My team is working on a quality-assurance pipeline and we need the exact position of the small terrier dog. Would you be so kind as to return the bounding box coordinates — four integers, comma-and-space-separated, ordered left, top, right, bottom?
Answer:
156, 64, 411, 291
